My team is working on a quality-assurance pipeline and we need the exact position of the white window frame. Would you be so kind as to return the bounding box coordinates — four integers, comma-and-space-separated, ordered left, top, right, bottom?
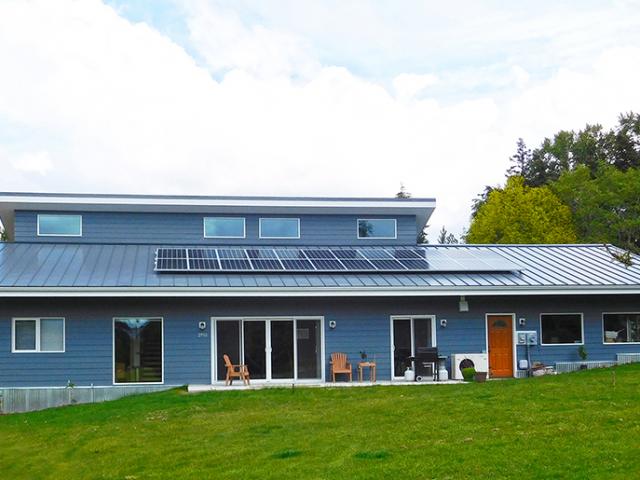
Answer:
357, 218, 397, 240
11, 317, 66, 353
259, 218, 301, 239
203, 217, 246, 239
112, 317, 164, 385
37, 214, 83, 237
539, 312, 584, 346
210, 316, 325, 384
602, 312, 640, 345
389, 314, 437, 380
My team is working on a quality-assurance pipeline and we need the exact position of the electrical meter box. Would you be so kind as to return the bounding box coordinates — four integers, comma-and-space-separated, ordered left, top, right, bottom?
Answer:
517, 331, 538, 345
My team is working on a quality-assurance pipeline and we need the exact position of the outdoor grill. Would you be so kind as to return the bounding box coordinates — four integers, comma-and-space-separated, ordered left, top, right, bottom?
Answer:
415, 347, 438, 381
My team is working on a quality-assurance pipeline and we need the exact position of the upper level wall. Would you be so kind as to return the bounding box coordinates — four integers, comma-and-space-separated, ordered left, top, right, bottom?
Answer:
14, 211, 418, 245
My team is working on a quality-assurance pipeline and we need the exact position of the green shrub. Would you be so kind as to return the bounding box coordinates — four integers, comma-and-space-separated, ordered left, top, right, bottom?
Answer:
462, 367, 476, 382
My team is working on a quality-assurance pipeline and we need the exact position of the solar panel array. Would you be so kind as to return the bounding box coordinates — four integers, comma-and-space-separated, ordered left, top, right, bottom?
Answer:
154, 247, 521, 273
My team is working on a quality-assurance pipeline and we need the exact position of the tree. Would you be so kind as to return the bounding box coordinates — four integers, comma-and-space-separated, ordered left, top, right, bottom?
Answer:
466, 176, 577, 244
0, 228, 5, 242
437, 226, 458, 244
507, 138, 532, 177
394, 183, 429, 243
552, 164, 640, 252
606, 112, 640, 171
395, 183, 411, 199
471, 185, 497, 219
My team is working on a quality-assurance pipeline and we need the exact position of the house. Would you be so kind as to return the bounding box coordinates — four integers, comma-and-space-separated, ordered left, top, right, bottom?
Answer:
0, 191, 639, 394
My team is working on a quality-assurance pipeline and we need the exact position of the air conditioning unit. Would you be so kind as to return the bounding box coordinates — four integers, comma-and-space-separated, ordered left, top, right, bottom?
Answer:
451, 353, 489, 380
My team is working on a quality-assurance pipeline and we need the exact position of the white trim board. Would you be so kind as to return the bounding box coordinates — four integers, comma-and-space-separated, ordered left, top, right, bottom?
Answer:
539, 312, 585, 346
112, 317, 164, 386
11, 317, 66, 353
36, 214, 82, 237
1, 286, 640, 297
485, 313, 517, 378
210, 316, 325, 385
601, 311, 640, 345
203, 217, 246, 239
258, 218, 301, 239
357, 218, 398, 240
390, 315, 436, 381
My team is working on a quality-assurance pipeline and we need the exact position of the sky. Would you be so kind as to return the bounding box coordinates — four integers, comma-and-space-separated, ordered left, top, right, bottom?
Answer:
1, 1, 640, 239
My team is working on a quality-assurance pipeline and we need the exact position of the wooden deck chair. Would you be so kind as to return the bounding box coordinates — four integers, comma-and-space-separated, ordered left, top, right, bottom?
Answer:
223, 354, 250, 386
330, 352, 352, 382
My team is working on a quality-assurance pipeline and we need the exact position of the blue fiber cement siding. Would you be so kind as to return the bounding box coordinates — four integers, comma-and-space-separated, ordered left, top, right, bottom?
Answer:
15, 211, 418, 246
1, 295, 640, 387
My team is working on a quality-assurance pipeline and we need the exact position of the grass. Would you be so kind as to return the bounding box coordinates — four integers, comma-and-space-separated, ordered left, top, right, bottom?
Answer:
2, 365, 640, 479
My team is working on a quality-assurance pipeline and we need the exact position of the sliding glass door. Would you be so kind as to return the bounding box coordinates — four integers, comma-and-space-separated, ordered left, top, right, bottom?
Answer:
214, 318, 322, 382
271, 321, 294, 379
391, 316, 435, 379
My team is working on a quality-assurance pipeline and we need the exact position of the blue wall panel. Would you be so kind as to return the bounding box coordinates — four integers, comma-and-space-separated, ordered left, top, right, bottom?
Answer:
1, 294, 639, 387
15, 211, 418, 246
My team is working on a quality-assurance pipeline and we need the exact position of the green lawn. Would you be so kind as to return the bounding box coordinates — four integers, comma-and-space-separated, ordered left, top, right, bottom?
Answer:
2, 365, 640, 479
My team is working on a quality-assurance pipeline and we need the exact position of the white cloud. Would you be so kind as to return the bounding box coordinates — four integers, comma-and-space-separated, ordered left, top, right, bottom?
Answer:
183, 0, 319, 79
10, 151, 54, 175
393, 73, 439, 101
0, 0, 639, 240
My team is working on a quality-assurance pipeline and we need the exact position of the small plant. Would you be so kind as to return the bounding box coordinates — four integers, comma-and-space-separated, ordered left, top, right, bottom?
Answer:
461, 367, 476, 382
577, 345, 588, 361
360, 350, 368, 360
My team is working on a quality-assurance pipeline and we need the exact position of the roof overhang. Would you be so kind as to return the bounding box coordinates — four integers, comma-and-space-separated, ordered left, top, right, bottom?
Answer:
0, 192, 436, 241
0, 286, 638, 297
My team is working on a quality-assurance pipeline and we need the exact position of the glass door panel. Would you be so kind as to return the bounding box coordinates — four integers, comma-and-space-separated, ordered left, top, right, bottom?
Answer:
271, 321, 294, 379
414, 318, 433, 350
393, 319, 412, 377
296, 320, 321, 379
216, 320, 241, 382
243, 321, 267, 380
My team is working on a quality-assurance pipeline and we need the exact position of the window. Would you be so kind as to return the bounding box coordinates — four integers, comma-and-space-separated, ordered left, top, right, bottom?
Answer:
603, 313, 640, 343
204, 217, 245, 238
357, 219, 397, 239
12, 318, 65, 352
259, 218, 300, 239
540, 313, 583, 345
37, 214, 82, 236
114, 318, 163, 384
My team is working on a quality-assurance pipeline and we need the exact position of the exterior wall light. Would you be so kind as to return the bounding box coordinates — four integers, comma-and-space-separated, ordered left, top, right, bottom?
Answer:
519, 317, 526, 326
458, 296, 469, 312
440, 318, 447, 328
198, 321, 207, 330
329, 320, 337, 329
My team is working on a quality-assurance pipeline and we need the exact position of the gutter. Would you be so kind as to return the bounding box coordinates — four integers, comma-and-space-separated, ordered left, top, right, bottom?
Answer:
0, 285, 639, 297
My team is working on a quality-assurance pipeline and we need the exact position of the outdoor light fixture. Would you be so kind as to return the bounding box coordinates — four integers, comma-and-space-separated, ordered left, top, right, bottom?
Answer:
329, 320, 337, 329
519, 317, 526, 326
440, 318, 447, 328
458, 296, 469, 312
198, 321, 206, 330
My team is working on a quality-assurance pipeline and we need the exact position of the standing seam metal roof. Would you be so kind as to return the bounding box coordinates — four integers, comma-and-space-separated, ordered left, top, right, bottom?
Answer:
0, 243, 639, 291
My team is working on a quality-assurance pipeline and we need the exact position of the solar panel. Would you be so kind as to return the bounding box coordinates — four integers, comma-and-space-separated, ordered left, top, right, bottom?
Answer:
280, 259, 315, 270
310, 259, 345, 270
303, 249, 335, 259
154, 246, 521, 273
187, 248, 219, 270
274, 249, 315, 270
339, 259, 376, 270
155, 248, 188, 271
369, 259, 406, 270
397, 258, 430, 269
250, 259, 283, 270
